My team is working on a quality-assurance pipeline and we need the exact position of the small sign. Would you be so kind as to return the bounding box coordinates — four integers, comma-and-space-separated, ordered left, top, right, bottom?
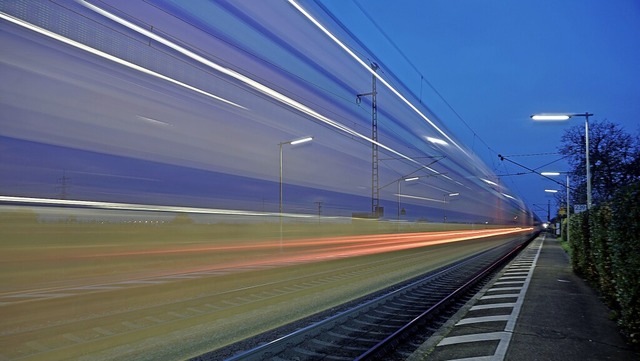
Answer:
574, 204, 587, 213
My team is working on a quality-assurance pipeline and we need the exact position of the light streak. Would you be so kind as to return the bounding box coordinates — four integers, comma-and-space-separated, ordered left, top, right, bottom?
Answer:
395, 193, 445, 203
136, 115, 172, 127
78, 0, 441, 174
31, 227, 533, 267
2, 227, 533, 298
287, 0, 470, 160
0, 11, 245, 109
426, 137, 448, 146
0, 195, 314, 218
482, 178, 499, 187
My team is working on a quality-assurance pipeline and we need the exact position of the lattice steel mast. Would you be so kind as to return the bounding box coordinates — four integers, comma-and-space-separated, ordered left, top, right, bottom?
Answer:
357, 63, 380, 216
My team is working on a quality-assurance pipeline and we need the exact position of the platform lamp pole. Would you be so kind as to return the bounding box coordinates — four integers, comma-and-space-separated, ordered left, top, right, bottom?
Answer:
278, 136, 313, 250
531, 113, 593, 209
542, 171, 571, 245
397, 176, 419, 220
443, 192, 459, 223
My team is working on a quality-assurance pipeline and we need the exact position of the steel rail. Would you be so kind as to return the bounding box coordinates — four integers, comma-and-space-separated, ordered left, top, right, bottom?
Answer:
355, 234, 533, 360
221, 232, 537, 361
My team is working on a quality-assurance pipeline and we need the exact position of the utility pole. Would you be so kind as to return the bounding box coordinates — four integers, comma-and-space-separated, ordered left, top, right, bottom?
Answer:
357, 62, 380, 217
314, 201, 323, 224
56, 170, 71, 199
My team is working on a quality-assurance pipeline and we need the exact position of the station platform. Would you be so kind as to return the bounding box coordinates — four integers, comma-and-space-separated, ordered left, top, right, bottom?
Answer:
409, 234, 639, 361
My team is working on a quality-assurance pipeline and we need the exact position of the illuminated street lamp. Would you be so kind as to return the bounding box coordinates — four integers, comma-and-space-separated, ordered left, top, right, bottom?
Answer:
397, 176, 419, 220
443, 192, 460, 223
543, 190, 558, 223
279, 136, 313, 214
531, 112, 593, 209
543, 171, 571, 246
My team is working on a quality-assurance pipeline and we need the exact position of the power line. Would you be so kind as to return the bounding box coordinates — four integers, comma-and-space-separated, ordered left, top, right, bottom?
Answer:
349, 0, 500, 157
502, 152, 561, 157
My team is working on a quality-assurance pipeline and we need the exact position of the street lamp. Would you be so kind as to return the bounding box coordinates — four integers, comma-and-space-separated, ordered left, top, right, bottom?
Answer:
542, 171, 571, 246
279, 136, 313, 214
531, 112, 593, 209
397, 176, 419, 220
443, 192, 460, 223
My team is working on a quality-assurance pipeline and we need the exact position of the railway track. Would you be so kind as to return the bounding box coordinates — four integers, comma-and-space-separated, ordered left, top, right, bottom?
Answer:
212, 233, 537, 361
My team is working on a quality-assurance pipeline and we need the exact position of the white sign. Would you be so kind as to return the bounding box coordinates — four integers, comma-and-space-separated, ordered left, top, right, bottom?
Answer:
574, 204, 587, 213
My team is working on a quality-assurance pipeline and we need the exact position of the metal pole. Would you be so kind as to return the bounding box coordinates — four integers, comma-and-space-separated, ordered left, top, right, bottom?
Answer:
567, 175, 571, 245
371, 63, 379, 216
279, 143, 283, 251
397, 180, 401, 221
279, 143, 283, 214
443, 194, 447, 223
584, 113, 592, 209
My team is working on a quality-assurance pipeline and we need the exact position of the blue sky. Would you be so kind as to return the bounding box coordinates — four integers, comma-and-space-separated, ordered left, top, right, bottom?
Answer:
318, 0, 640, 218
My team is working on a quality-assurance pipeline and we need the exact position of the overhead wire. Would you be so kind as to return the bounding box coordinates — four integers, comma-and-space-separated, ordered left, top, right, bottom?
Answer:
349, 0, 501, 158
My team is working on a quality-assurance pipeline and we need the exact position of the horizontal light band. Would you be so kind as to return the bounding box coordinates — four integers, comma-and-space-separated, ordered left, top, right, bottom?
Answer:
426, 137, 448, 146
289, 136, 313, 145
0, 12, 245, 109
531, 115, 570, 121
80, 1, 443, 177
0, 196, 316, 218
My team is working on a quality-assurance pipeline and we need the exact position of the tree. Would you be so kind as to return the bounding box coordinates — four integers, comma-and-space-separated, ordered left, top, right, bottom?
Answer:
559, 120, 640, 206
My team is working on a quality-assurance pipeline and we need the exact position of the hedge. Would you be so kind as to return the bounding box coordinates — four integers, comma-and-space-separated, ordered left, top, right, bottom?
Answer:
567, 182, 640, 344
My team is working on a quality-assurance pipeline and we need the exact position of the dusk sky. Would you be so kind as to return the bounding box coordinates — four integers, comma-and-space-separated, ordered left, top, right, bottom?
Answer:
321, 0, 640, 219
2, 1, 638, 223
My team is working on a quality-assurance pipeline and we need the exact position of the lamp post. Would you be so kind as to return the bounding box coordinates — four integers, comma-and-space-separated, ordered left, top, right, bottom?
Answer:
278, 136, 312, 251
279, 136, 313, 215
397, 176, 419, 220
443, 192, 459, 223
531, 112, 593, 209
542, 171, 571, 245
544, 189, 558, 222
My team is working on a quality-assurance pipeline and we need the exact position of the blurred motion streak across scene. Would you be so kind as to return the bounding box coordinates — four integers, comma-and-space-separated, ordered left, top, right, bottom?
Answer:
0, 1, 536, 360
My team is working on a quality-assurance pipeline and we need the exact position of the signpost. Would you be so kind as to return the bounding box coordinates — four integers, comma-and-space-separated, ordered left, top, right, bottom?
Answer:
574, 204, 587, 214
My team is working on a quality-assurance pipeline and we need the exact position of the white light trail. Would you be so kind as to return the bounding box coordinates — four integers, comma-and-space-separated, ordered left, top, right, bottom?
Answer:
501, 192, 517, 200
0, 12, 245, 110
0, 196, 315, 218
482, 178, 499, 187
78, 0, 442, 175
426, 137, 448, 146
136, 115, 172, 127
288, 0, 470, 159
395, 194, 444, 203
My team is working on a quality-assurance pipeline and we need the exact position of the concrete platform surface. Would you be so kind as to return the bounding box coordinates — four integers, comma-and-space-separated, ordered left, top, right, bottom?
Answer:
410, 234, 639, 361
506, 235, 638, 361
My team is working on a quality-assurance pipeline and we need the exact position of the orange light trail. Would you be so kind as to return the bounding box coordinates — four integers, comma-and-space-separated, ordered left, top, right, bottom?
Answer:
0, 227, 534, 296
65, 227, 531, 260
132, 227, 534, 279
68, 227, 533, 275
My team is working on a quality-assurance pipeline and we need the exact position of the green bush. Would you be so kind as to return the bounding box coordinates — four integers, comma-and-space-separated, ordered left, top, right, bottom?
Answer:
609, 183, 640, 344
588, 205, 616, 307
568, 211, 592, 278
569, 182, 640, 344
